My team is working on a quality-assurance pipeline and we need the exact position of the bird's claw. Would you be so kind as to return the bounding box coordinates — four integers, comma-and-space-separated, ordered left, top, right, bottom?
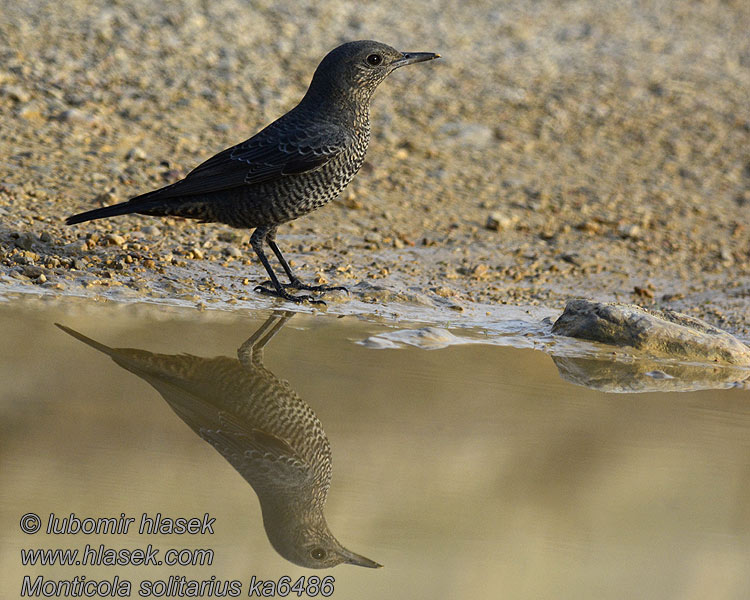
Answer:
254, 285, 326, 305
258, 279, 349, 295
288, 280, 349, 295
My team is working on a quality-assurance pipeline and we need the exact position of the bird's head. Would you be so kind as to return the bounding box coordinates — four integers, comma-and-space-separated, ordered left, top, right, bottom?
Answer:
263, 512, 382, 569
306, 40, 440, 106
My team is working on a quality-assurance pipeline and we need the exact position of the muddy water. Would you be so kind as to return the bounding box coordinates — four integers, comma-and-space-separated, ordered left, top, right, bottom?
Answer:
2, 298, 750, 599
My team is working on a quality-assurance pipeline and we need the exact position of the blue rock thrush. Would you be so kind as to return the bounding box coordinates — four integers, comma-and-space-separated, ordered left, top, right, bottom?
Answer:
56, 314, 381, 569
65, 41, 440, 303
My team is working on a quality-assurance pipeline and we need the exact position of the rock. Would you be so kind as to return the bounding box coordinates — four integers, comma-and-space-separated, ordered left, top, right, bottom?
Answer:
485, 212, 516, 232
618, 223, 641, 239
14, 232, 35, 250
64, 241, 88, 253
552, 354, 749, 393
140, 225, 161, 236
433, 286, 458, 298
340, 190, 363, 209
469, 263, 489, 279
353, 281, 397, 303
22, 265, 43, 279
105, 233, 126, 246
126, 147, 147, 161
719, 247, 733, 264
552, 299, 750, 365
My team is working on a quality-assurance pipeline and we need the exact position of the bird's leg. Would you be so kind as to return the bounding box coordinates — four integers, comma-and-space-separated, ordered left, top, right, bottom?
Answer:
250, 227, 324, 304
265, 227, 349, 295
238, 311, 293, 369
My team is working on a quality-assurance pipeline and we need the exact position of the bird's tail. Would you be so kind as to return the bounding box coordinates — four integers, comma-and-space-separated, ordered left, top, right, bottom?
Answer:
65, 201, 142, 225
55, 323, 115, 357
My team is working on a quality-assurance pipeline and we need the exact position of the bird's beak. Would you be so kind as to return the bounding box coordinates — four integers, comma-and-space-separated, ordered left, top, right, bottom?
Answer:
341, 548, 383, 568
392, 52, 441, 69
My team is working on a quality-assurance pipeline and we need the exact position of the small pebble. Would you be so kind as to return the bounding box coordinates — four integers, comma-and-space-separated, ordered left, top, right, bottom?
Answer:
23, 265, 43, 278
618, 224, 641, 239
485, 213, 516, 232
126, 147, 147, 161
141, 225, 161, 236
14, 233, 35, 250
106, 234, 126, 246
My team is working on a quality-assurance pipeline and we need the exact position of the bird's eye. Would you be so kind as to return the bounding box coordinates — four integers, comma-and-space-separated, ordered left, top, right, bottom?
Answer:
311, 548, 326, 560
366, 54, 382, 66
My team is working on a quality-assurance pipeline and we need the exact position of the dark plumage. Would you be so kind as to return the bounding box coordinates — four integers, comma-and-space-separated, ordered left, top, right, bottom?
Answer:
66, 40, 440, 303
56, 313, 381, 569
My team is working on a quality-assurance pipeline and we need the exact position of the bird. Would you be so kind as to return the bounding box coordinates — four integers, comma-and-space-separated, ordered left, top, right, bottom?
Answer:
65, 40, 440, 303
56, 313, 382, 569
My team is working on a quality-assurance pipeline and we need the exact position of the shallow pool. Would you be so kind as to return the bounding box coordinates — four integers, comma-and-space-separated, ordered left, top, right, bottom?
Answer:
2, 299, 750, 599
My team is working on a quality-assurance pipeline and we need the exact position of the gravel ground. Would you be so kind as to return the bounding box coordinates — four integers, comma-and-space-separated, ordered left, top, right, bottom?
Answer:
1, 1, 749, 332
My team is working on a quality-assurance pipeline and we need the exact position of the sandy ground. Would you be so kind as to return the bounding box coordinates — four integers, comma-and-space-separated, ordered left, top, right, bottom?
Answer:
1, 1, 749, 333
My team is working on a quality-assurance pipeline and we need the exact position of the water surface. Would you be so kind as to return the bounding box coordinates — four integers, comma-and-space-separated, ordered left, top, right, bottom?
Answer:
2, 299, 750, 599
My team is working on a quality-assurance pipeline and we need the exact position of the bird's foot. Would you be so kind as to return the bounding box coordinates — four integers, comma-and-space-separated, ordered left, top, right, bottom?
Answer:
288, 279, 350, 294
254, 285, 326, 305
258, 279, 349, 295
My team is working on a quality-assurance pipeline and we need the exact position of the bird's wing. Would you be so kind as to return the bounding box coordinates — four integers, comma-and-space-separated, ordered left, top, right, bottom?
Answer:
198, 411, 314, 488
133, 119, 349, 201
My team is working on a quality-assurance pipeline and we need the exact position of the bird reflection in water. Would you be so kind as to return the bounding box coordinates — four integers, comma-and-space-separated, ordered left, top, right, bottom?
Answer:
56, 312, 381, 569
